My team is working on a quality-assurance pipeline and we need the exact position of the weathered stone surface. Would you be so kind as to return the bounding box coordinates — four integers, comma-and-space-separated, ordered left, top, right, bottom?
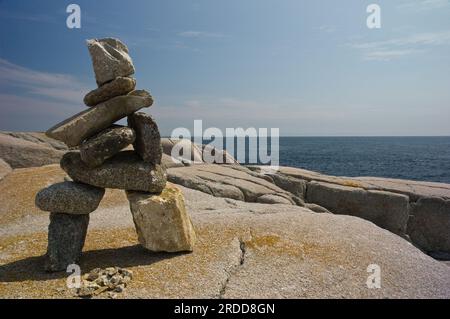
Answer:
266, 173, 307, 200
0, 158, 12, 180
2, 179, 450, 298
61, 151, 166, 192
200, 144, 239, 165
164, 139, 204, 165
306, 181, 410, 236
35, 181, 105, 214
161, 153, 184, 169
45, 213, 89, 272
305, 203, 332, 214
271, 165, 450, 201
127, 112, 162, 165
80, 126, 135, 168
46, 90, 153, 147
0, 133, 65, 168
84, 77, 136, 107
87, 38, 135, 86
256, 194, 295, 205
127, 183, 196, 252
407, 197, 450, 253
167, 164, 298, 204
161, 138, 238, 166
1, 131, 68, 150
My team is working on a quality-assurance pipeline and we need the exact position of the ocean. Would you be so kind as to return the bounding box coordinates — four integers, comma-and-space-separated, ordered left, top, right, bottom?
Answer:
205, 136, 450, 184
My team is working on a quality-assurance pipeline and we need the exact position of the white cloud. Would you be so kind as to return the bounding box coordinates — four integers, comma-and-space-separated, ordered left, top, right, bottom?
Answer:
351, 31, 450, 61
0, 58, 88, 104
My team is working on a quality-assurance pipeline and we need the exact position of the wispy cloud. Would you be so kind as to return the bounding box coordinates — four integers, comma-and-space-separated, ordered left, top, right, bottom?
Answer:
177, 31, 225, 38
317, 25, 337, 33
0, 58, 88, 104
351, 31, 450, 61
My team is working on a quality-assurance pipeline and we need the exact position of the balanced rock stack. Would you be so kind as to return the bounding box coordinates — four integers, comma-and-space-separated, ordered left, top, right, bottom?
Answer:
35, 38, 196, 272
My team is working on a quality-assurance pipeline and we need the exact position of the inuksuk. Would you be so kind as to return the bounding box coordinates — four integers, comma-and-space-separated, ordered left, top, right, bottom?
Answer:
35, 38, 196, 272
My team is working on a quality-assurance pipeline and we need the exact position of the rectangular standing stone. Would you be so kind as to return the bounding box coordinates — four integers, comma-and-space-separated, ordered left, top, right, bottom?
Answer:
45, 213, 89, 272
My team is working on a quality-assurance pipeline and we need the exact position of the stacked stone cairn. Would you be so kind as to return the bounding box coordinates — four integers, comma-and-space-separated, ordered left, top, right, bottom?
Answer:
35, 38, 196, 273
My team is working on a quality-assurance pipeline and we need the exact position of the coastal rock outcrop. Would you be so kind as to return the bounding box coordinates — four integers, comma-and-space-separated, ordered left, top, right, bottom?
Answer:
1, 180, 450, 298
167, 164, 300, 205
0, 133, 65, 169
407, 197, 450, 255
306, 181, 410, 236
254, 165, 450, 256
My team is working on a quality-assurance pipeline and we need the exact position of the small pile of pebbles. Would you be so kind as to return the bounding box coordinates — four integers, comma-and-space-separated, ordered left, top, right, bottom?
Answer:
76, 267, 133, 298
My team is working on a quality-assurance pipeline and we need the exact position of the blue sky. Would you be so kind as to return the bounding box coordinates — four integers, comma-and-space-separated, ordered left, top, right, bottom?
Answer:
0, 0, 449, 136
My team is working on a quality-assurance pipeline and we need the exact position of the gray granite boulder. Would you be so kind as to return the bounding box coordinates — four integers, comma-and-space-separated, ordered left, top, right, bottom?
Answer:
61, 151, 167, 192
45, 213, 89, 272
84, 77, 136, 107
407, 197, 450, 254
35, 181, 105, 214
80, 126, 135, 168
306, 181, 410, 236
87, 38, 135, 86
127, 112, 162, 165
46, 90, 153, 147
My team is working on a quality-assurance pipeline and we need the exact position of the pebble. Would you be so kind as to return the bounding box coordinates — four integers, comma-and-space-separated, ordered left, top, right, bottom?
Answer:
76, 266, 133, 298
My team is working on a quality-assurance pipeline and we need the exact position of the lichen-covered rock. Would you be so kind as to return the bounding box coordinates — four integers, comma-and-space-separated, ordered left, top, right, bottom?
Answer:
46, 90, 153, 147
127, 112, 162, 165
61, 151, 166, 192
87, 38, 135, 86
84, 77, 136, 107
35, 181, 105, 214
80, 126, 136, 168
126, 183, 196, 252
45, 213, 89, 272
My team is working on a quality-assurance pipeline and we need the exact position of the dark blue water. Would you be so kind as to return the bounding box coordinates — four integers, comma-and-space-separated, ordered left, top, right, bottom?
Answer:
204, 137, 450, 183
277, 137, 450, 183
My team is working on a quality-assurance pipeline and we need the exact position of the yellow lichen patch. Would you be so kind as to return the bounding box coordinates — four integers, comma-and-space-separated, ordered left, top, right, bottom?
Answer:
340, 180, 364, 188
0, 221, 247, 298
0, 165, 66, 225
245, 233, 303, 258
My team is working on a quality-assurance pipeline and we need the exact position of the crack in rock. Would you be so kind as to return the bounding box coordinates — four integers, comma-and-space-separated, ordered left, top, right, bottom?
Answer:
218, 237, 247, 299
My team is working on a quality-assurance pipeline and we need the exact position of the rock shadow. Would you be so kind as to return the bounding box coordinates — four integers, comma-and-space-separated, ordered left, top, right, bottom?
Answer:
0, 244, 186, 283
